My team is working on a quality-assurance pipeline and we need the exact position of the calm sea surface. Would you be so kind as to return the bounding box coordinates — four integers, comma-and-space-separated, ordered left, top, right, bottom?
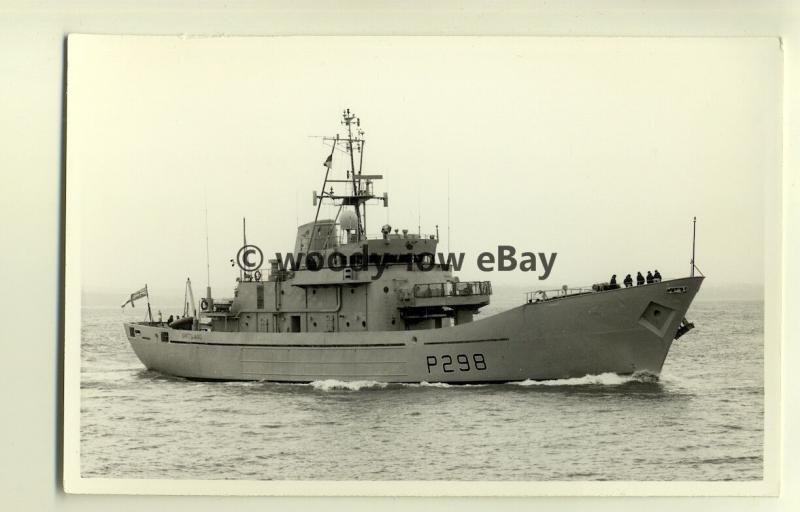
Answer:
80, 294, 763, 481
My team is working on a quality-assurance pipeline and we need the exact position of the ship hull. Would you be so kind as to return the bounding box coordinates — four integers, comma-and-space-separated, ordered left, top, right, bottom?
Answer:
123, 277, 703, 383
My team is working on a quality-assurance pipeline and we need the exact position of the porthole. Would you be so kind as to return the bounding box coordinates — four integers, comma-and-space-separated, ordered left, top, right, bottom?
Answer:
391, 319, 396, 325
313, 322, 317, 327
346, 321, 350, 327
362, 321, 366, 327
312, 289, 317, 295
351, 288, 355, 294
383, 286, 389, 293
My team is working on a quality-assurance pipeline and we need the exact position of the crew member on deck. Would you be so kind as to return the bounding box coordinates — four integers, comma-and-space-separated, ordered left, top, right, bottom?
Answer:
636, 271, 645, 286
623, 274, 633, 288
653, 269, 662, 283
167, 314, 174, 324
610, 274, 618, 289
646, 271, 654, 284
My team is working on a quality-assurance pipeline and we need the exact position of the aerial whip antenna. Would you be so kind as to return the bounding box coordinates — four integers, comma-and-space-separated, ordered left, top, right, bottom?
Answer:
204, 191, 211, 300
447, 169, 451, 255
241, 217, 246, 282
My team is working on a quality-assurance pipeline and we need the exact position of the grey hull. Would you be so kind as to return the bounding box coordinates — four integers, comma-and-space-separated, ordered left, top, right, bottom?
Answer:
124, 277, 703, 383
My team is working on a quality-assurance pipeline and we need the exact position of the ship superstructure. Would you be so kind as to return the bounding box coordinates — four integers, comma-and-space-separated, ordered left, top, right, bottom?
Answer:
201, 109, 490, 335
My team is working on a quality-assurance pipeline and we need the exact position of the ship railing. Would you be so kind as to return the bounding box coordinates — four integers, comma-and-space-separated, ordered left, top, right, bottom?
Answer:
526, 287, 594, 303
332, 232, 438, 247
526, 278, 677, 303
362, 233, 438, 241
413, 281, 492, 299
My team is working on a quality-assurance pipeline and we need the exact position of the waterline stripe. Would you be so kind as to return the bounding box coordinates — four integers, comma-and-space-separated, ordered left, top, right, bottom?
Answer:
168, 340, 405, 348
240, 372, 408, 377
423, 337, 509, 345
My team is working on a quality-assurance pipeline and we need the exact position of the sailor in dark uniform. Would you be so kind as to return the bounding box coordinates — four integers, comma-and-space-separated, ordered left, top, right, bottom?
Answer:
167, 314, 174, 325
609, 274, 618, 289
636, 271, 645, 286
623, 274, 633, 288
646, 271, 654, 284
653, 269, 662, 283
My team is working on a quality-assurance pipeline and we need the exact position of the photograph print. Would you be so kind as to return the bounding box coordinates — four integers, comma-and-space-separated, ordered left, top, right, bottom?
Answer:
64, 35, 780, 494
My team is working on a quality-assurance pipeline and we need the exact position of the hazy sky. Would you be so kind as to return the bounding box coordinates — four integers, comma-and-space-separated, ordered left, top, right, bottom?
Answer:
69, 36, 780, 299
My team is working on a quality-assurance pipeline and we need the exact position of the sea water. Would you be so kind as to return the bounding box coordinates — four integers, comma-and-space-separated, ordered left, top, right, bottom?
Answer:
80, 295, 763, 481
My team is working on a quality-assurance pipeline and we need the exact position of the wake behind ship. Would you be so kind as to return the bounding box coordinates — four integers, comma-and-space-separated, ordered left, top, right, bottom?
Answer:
123, 110, 703, 383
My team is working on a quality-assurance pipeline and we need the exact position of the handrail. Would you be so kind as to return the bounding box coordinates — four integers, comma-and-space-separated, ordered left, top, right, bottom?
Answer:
413, 281, 492, 299
526, 287, 593, 303
525, 278, 670, 303
359, 233, 438, 242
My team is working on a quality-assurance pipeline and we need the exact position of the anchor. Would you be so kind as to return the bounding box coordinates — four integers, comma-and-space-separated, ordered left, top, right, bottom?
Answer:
674, 317, 695, 340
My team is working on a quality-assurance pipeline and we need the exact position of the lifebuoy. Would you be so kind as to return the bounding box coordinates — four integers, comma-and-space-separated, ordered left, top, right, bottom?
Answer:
200, 298, 209, 310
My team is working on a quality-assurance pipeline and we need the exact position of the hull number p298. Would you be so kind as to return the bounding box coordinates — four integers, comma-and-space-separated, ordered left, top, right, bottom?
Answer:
426, 353, 487, 373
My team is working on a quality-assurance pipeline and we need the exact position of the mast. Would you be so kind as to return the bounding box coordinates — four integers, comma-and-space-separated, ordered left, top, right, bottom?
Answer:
313, 110, 388, 244
343, 109, 364, 239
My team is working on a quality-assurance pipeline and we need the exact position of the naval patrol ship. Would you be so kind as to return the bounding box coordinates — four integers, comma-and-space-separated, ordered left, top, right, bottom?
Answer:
123, 110, 703, 383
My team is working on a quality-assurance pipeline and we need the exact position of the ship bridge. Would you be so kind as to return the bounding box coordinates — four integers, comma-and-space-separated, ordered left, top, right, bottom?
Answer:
293, 221, 440, 263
